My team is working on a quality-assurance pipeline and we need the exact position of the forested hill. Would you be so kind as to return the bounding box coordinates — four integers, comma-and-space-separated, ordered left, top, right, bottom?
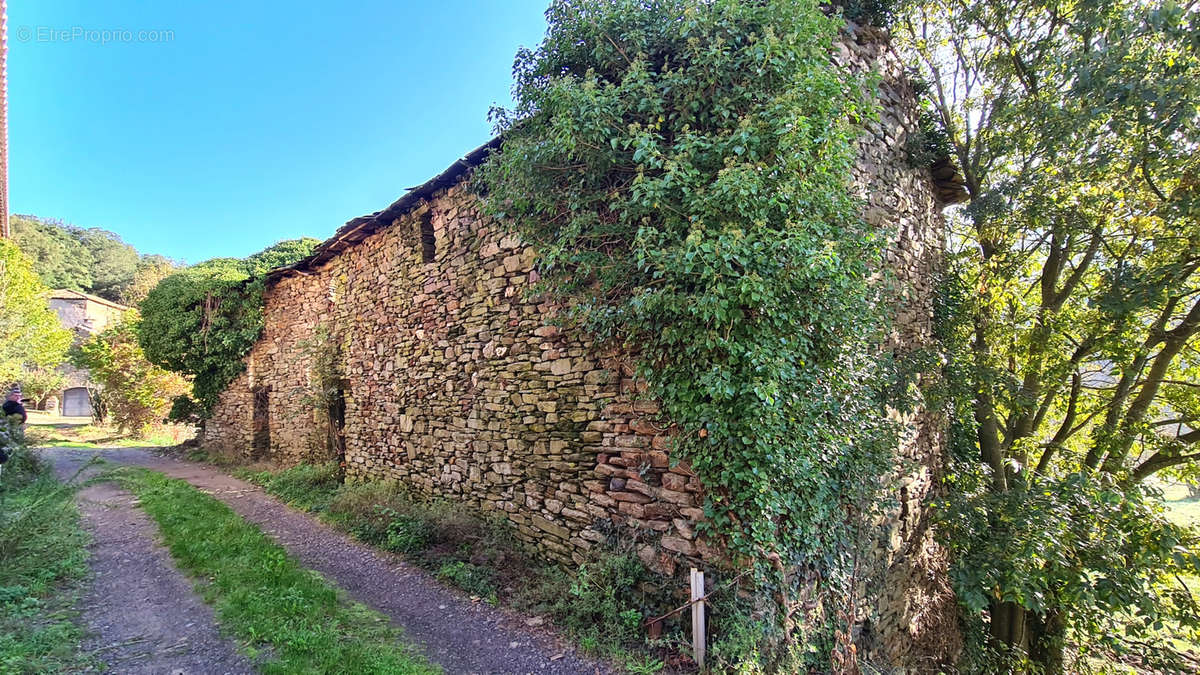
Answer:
10, 214, 178, 306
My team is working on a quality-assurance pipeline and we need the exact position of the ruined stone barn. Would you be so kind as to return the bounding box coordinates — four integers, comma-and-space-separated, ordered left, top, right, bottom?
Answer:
204, 27, 966, 666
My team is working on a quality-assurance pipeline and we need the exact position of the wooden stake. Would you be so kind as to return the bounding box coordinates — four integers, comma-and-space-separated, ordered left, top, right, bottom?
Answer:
690, 567, 706, 670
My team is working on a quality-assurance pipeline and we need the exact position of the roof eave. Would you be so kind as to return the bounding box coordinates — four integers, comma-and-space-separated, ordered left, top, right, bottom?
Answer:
266, 137, 501, 283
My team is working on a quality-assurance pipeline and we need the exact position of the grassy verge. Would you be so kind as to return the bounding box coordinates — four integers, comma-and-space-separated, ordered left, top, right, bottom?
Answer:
240, 463, 535, 607
239, 463, 684, 672
0, 445, 93, 673
115, 467, 438, 674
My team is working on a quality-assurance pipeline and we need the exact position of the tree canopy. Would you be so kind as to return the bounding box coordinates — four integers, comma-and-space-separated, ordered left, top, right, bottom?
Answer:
78, 227, 140, 301
138, 238, 320, 416
896, 0, 1200, 669
124, 255, 180, 306
9, 214, 178, 305
0, 239, 73, 387
74, 316, 189, 435
9, 215, 93, 292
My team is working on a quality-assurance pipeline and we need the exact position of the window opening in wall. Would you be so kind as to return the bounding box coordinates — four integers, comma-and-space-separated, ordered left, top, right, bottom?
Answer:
252, 386, 270, 457
420, 212, 436, 263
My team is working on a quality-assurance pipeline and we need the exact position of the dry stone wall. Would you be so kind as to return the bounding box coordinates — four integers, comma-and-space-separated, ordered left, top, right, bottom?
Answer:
838, 26, 962, 666
204, 25, 960, 669
206, 186, 709, 570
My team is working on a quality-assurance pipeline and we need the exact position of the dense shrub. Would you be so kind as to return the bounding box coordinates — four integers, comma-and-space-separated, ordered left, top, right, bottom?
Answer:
73, 318, 189, 435
477, 0, 896, 663
138, 239, 319, 416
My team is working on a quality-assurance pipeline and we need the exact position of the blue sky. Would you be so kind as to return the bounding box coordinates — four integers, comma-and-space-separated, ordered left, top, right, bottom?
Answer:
9, 1, 549, 263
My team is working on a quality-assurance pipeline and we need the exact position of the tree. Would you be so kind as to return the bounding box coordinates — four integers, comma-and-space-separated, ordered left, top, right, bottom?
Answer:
9, 215, 93, 292
138, 239, 319, 416
242, 239, 321, 275
77, 228, 139, 301
74, 316, 189, 435
9, 215, 154, 303
896, 0, 1200, 670
121, 254, 179, 306
0, 239, 73, 386
16, 368, 68, 410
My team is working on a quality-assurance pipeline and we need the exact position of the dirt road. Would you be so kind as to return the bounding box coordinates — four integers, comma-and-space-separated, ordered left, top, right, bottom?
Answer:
67, 478, 253, 674
43, 447, 605, 675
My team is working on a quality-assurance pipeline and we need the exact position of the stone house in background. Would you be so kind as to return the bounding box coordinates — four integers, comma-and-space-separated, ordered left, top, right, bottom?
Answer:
48, 289, 127, 416
203, 26, 967, 668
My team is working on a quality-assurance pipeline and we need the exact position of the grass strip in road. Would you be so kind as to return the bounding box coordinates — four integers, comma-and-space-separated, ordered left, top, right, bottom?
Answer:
115, 467, 439, 675
0, 450, 93, 674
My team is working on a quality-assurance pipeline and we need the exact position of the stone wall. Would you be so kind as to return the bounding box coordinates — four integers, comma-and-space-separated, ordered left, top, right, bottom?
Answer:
204, 25, 959, 669
837, 27, 962, 666
48, 293, 128, 393
207, 185, 709, 570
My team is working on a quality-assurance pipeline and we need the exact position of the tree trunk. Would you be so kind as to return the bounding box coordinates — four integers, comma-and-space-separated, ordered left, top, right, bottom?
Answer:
1029, 608, 1066, 675
990, 602, 1066, 674
989, 600, 1030, 661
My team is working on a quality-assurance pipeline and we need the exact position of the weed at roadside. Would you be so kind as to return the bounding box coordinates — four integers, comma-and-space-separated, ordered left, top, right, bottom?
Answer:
436, 561, 498, 605
0, 442, 93, 673
237, 462, 342, 513
244, 463, 687, 670
246, 467, 509, 601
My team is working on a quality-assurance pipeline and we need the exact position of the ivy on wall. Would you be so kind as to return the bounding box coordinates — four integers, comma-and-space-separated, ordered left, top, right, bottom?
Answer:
477, 0, 899, 662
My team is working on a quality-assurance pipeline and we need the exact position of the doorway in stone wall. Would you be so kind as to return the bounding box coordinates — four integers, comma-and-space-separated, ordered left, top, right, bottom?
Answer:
328, 381, 347, 478
252, 386, 270, 457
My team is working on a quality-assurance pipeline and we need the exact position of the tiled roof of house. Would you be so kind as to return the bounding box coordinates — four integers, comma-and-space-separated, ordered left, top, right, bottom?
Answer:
49, 289, 130, 311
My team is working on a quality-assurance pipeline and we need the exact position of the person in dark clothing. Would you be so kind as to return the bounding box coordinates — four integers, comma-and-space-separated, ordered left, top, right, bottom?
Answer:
3, 386, 26, 424
1, 385, 24, 465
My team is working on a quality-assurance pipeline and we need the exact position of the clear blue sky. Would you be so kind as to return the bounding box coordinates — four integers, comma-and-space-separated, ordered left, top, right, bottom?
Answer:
9, 1, 549, 263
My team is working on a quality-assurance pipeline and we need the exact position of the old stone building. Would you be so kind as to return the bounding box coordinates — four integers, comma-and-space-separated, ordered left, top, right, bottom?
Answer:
205, 26, 964, 668
48, 289, 128, 416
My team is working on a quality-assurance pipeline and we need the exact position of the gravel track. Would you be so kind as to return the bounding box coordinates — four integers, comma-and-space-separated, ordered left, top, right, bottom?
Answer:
51, 465, 253, 674
42, 447, 607, 675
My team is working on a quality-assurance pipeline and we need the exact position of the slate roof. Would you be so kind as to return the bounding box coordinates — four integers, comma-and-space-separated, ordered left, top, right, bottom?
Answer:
264, 134, 967, 282
266, 138, 500, 282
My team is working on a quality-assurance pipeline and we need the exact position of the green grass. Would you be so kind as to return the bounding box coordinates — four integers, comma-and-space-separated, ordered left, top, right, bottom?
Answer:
24, 419, 193, 449
237, 462, 344, 513
0, 448, 94, 673
242, 463, 682, 671
1160, 482, 1200, 529
115, 467, 439, 674
1151, 482, 1200, 665
238, 464, 508, 601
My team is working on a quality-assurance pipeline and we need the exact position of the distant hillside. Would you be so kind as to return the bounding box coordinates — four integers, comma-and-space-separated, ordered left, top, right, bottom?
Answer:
9, 214, 178, 306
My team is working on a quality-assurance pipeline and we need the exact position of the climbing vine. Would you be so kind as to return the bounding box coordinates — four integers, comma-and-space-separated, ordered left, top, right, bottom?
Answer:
477, 0, 898, 663
294, 324, 348, 468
